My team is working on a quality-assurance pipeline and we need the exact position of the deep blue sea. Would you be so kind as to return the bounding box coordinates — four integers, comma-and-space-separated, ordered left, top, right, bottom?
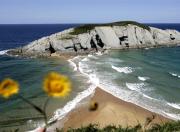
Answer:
0, 24, 180, 131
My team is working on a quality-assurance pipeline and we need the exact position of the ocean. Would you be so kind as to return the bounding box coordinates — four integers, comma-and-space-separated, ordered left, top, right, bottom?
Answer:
0, 24, 180, 131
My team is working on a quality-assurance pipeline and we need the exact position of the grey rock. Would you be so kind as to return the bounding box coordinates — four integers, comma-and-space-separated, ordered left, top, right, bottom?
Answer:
7, 22, 180, 57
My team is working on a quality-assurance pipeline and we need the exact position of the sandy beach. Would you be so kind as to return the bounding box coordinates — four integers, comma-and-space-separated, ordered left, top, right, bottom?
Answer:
47, 87, 171, 131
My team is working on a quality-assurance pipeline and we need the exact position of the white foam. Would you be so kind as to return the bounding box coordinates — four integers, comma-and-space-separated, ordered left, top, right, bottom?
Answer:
89, 74, 99, 86
162, 112, 180, 120
169, 72, 180, 79
138, 76, 150, 81
88, 54, 98, 59
88, 54, 93, 57
79, 61, 99, 86
167, 103, 180, 110
0, 50, 9, 55
95, 51, 103, 56
81, 58, 89, 62
111, 65, 134, 74
49, 57, 98, 126
68, 59, 78, 71
79, 62, 89, 76
28, 56, 98, 131
50, 85, 96, 122
143, 94, 155, 100
126, 83, 146, 92
77, 59, 180, 121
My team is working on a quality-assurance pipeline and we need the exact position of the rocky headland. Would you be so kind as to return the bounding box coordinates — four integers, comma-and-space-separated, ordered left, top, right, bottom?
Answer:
7, 21, 180, 57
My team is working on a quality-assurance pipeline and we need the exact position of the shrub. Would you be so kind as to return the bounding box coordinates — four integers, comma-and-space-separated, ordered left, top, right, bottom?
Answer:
70, 21, 151, 35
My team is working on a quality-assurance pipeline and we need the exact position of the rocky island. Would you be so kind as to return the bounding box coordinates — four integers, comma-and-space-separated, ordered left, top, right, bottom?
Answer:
8, 21, 180, 57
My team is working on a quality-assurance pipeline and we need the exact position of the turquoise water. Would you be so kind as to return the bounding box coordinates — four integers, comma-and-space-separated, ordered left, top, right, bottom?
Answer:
0, 24, 180, 131
0, 55, 90, 131
1, 45, 180, 131
77, 47, 180, 120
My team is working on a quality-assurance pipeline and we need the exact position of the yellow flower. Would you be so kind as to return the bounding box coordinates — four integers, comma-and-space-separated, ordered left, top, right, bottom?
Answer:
0, 78, 19, 98
43, 72, 71, 97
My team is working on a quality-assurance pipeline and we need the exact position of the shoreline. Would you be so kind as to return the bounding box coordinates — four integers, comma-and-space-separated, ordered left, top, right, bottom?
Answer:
1, 47, 179, 131
47, 87, 172, 131
6, 43, 180, 58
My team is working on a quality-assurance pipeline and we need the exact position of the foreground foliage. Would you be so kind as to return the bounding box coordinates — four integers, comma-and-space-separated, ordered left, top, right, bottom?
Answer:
56, 121, 180, 132
70, 21, 151, 35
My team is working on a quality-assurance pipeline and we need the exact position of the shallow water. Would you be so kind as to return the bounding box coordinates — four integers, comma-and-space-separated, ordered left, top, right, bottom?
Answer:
0, 55, 91, 131
76, 47, 180, 120
0, 24, 180, 131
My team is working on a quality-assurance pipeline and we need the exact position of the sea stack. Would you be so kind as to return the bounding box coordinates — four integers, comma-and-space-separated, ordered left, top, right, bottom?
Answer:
8, 21, 180, 57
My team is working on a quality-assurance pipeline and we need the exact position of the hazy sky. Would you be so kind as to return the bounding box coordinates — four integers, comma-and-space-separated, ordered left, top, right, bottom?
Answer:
0, 0, 179, 24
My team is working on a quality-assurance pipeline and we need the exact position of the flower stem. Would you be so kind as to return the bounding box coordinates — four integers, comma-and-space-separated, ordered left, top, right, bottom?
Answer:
43, 98, 50, 126
18, 95, 48, 127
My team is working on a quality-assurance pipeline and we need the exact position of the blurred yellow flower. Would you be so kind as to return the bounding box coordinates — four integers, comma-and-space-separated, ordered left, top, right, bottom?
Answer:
0, 78, 19, 98
43, 72, 71, 97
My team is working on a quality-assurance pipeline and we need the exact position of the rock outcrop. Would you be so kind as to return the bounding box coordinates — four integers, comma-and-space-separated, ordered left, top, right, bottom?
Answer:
8, 21, 180, 57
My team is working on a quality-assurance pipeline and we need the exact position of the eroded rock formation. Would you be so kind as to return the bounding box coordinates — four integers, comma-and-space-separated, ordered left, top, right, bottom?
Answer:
7, 22, 180, 57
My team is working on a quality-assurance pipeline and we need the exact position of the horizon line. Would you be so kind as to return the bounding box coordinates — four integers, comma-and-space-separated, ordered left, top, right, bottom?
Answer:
0, 22, 180, 25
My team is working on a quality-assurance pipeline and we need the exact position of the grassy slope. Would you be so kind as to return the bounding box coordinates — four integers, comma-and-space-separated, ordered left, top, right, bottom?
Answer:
56, 121, 180, 132
70, 21, 151, 35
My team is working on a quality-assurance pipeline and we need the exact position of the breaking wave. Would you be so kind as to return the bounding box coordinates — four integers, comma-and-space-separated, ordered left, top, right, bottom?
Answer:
50, 84, 96, 122
0, 50, 9, 55
138, 76, 150, 81
126, 83, 146, 92
162, 112, 180, 120
169, 72, 180, 78
68, 59, 78, 71
50, 52, 180, 126
167, 103, 180, 110
111, 65, 134, 74
87, 54, 98, 59
50, 56, 99, 124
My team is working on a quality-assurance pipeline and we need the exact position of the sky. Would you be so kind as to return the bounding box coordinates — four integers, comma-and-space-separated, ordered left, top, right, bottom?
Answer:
0, 0, 180, 24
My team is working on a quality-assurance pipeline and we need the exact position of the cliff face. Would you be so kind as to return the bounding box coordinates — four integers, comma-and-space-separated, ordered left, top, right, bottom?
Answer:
8, 22, 180, 57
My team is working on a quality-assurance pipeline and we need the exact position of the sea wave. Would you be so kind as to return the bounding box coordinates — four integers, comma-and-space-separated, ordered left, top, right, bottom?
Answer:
81, 58, 89, 62
169, 72, 180, 78
68, 59, 78, 71
88, 54, 98, 59
111, 65, 134, 74
0, 50, 9, 55
50, 56, 98, 125
50, 53, 180, 127
126, 83, 146, 92
162, 112, 180, 120
95, 51, 103, 56
138, 76, 150, 81
142, 94, 154, 100
167, 103, 180, 110
50, 84, 96, 122
77, 56, 180, 120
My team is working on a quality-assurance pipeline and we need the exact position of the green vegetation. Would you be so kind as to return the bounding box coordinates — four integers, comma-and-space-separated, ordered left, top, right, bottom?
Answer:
59, 36, 74, 40
56, 121, 180, 132
147, 121, 180, 132
57, 35, 75, 40
70, 21, 151, 35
